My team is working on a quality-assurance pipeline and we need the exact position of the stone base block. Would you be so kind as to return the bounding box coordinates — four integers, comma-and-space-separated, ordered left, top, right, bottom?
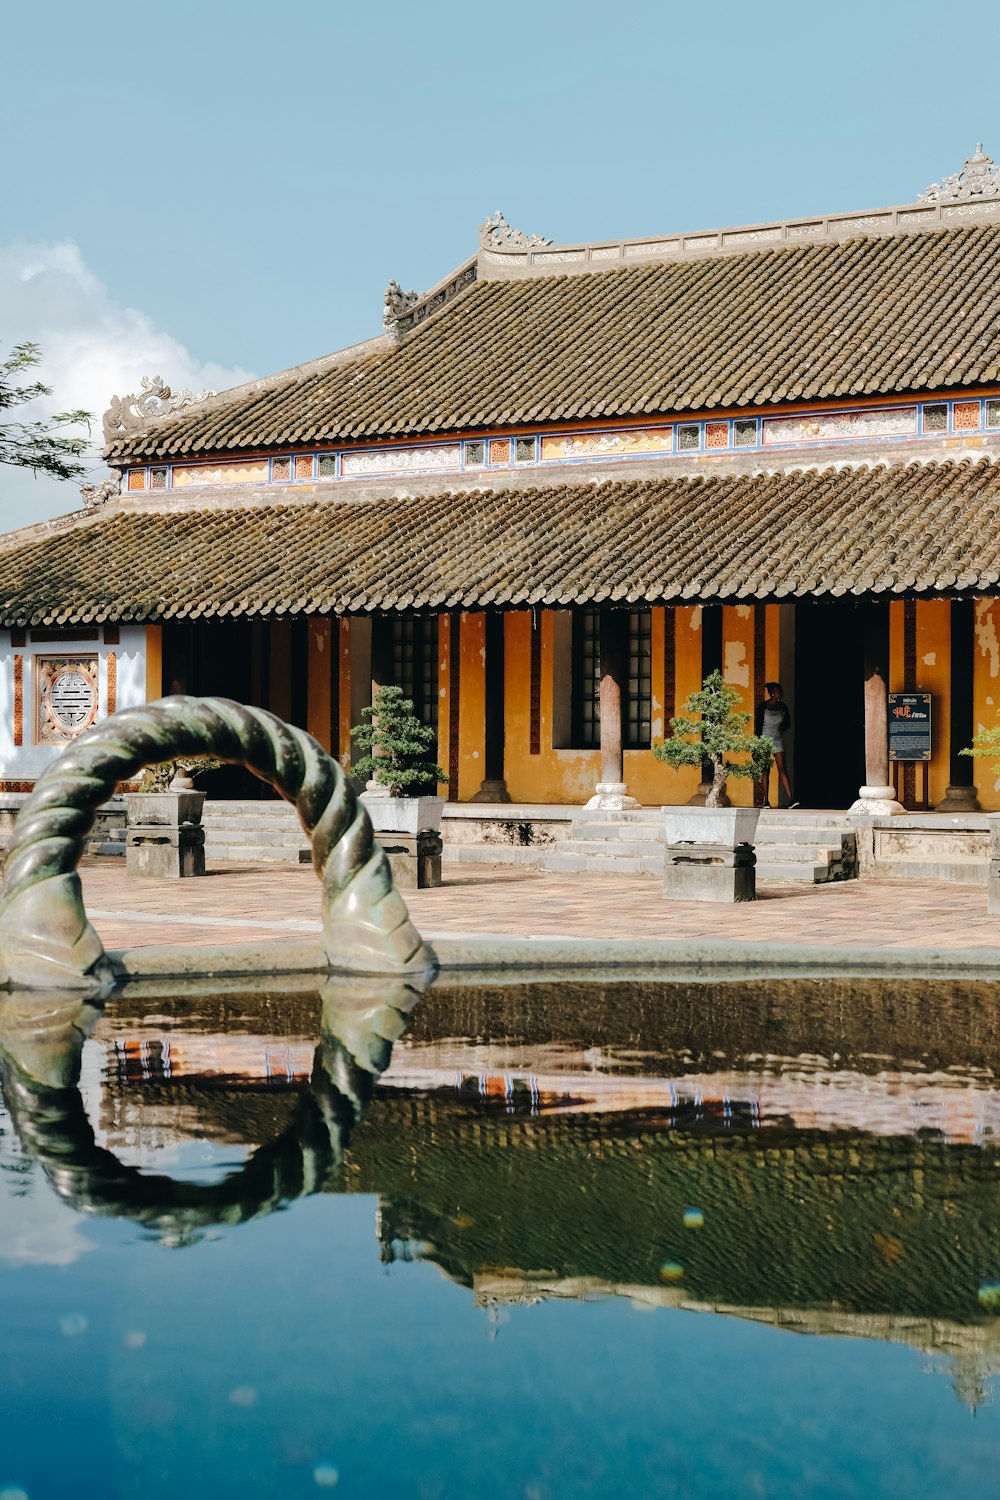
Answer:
126, 825, 206, 879
935, 783, 982, 813
378, 831, 443, 889
663, 841, 755, 903
987, 858, 1000, 914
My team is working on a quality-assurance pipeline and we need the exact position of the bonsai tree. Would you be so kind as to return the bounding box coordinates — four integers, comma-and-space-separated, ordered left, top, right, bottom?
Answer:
136, 756, 223, 792
351, 684, 447, 798
653, 670, 774, 806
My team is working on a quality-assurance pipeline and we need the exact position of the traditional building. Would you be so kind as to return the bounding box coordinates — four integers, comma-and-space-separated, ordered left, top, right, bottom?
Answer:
4, 147, 1000, 816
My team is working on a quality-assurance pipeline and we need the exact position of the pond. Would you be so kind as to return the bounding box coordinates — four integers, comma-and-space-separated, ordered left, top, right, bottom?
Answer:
1, 972, 999, 1498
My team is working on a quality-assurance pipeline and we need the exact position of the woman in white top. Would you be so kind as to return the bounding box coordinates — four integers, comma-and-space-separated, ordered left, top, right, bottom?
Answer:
755, 681, 797, 807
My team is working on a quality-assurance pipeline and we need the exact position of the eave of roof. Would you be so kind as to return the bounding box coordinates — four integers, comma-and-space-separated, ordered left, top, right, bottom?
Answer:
4, 458, 999, 627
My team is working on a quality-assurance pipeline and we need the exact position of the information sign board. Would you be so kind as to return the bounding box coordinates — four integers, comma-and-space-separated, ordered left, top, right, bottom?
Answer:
888, 692, 932, 762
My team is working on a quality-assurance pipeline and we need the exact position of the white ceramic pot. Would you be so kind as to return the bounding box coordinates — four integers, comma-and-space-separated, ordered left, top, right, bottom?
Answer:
662, 806, 761, 847
361, 793, 445, 835
124, 790, 206, 828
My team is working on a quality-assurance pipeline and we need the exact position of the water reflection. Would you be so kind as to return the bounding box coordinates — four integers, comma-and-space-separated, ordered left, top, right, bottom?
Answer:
0, 976, 424, 1244
2, 972, 1000, 1412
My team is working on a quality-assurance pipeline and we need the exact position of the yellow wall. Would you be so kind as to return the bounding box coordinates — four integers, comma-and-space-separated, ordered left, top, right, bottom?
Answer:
888, 600, 952, 807
456, 613, 486, 800
974, 599, 1000, 810
145, 624, 162, 701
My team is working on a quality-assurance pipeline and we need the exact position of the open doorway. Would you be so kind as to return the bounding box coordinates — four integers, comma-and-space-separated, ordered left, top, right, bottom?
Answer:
792, 601, 866, 809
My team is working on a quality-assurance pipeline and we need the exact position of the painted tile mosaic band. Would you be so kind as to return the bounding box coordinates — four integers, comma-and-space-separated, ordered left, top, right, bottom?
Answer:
122, 396, 1000, 492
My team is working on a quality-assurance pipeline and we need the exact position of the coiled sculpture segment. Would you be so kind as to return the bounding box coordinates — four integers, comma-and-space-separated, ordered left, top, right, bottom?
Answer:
0, 695, 431, 991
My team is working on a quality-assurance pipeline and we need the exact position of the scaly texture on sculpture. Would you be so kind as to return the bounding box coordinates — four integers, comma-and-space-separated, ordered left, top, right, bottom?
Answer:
79, 473, 120, 508
919, 144, 1000, 204
0, 696, 431, 990
102, 375, 217, 445
478, 210, 552, 251
382, 279, 421, 341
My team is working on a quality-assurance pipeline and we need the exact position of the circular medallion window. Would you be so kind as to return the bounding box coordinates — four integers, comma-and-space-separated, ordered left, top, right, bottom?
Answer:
37, 656, 99, 743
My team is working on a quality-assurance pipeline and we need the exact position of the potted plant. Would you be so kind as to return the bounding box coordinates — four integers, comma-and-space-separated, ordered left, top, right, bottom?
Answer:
653, 671, 774, 847
354, 685, 447, 834
123, 757, 222, 828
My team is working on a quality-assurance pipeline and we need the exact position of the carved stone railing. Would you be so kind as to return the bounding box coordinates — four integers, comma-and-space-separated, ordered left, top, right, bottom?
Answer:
0, 696, 431, 991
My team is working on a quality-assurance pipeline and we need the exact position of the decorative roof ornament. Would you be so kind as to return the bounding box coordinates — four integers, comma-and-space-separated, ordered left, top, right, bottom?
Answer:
102, 375, 216, 445
382, 280, 421, 343
918, 143, 1000, 204
79, 473, 120, 508
478, 210, 552, 252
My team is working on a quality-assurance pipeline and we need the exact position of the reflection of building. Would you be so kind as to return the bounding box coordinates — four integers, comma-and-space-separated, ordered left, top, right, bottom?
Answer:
7, 152, 1000, 812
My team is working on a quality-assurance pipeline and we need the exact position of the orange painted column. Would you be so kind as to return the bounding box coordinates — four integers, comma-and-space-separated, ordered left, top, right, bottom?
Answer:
145, 625, 163, 702
306, 618, 333, 752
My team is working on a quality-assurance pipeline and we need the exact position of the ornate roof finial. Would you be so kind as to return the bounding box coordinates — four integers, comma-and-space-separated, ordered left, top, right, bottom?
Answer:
382, 280, 421, 344
80, 473, 120, 508
102, 375, 216, 445
918, 143, 1000, 204
478, 210, 552, 252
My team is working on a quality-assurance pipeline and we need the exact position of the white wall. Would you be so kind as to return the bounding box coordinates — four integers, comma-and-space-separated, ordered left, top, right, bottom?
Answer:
0, 626, 147, 782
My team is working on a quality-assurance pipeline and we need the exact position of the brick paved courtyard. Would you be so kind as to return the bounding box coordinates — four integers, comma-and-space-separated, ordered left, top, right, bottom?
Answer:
77, 857, 997, 954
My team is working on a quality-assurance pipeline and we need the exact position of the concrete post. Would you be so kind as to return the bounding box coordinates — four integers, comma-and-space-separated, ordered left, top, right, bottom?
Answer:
850, 602, 904, 815
584, 608, 637, 810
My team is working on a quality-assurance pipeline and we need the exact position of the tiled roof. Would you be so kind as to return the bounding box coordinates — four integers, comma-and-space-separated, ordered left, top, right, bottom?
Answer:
107, 224, 1000, 462
3, 459, 999, 625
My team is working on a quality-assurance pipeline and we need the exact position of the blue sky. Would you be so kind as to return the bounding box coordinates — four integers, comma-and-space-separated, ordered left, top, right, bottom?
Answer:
0, 0, 991, 527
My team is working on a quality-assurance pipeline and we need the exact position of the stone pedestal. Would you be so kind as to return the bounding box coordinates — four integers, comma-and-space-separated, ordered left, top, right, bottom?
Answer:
126, 824, 206, 879
378, 830, 442, 889
850, 784, 905, 816
470, 778, 512, 804
663, 841, 756, 903
935, 782, 982, 813
987, 859, 1000, 915
584, 782, 639, 811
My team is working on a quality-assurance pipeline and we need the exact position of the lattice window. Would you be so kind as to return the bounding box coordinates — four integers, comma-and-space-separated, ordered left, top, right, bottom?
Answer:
35, 656, 99, 745
572, 608, 601, 748
272, 457, 292, 482
150, 468, 168, 490
464, 440, 486, 467
733, 418, 758, 447
987, 401, 1000, 429
705, 421, 729, 450
514, 437, 536, 464
391, 618, 439, 733
953, 401, 982, 431
488, 438, 511, 466
294, 455, 314, 480
127, 469, 146, 491
318, 455, 337, 478
571, 610, 652, 750
677, 424, 700, 451
626, 609, 652, 749
922, 403, 948, 433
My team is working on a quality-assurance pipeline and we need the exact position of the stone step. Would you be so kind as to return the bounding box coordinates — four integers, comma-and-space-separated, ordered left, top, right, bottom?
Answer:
569, 821, 667, 843
548, 838, 668, 859
203, 826, 310, 846
755, 825, 853, 847
206, 843, 313, 864
754, 842, 837, 865
755, 860, 834, 883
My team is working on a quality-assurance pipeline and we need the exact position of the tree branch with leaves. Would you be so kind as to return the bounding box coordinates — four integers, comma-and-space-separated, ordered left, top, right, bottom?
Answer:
653, 670, 774, 806
0, 341, 92, 480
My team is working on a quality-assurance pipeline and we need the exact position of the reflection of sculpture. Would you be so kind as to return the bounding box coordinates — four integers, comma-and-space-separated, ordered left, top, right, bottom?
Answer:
0, 975, 424, 1243
0, 696, 432, 991
102, 375, 216, 445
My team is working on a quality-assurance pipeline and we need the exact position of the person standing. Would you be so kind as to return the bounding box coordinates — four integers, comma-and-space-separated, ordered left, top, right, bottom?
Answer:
755, 681, 797, 807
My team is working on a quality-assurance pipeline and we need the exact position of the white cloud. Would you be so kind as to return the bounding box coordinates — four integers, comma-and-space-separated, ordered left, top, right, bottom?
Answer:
0, 240, 254, 533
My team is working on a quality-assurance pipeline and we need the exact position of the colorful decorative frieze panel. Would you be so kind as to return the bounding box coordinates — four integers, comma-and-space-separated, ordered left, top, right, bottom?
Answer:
120, 394, 1000, 495
36, 655, 99, 745
540, 427, 673, 462
172, 459, 269, 488
340, 442, 462, 478
762, 406, 917, 446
